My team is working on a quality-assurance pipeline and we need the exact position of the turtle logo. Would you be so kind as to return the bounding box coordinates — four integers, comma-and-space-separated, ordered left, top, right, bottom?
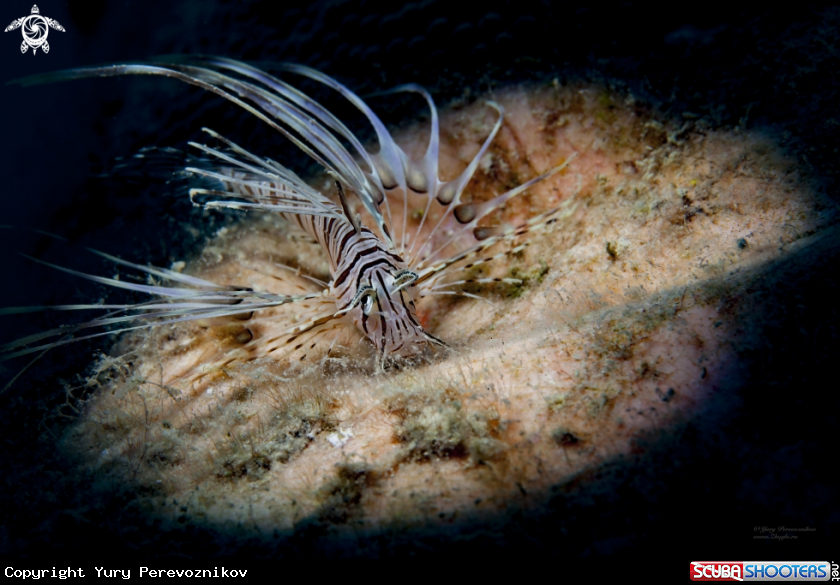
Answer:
5, 5, 65, 55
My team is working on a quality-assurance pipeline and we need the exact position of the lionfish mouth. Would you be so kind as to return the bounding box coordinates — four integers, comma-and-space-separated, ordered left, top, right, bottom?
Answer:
4, 56, 831, 553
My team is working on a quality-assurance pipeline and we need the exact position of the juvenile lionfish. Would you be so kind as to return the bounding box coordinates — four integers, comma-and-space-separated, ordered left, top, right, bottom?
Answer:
3, 56, 574, 380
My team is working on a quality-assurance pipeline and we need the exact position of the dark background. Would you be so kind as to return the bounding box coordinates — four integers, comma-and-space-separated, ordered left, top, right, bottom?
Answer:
0, 0, 838, 560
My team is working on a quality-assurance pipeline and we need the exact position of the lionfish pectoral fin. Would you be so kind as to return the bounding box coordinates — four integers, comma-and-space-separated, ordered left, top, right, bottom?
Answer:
368, 83, 444, 254
335, 180, 361, 235
420, 152, 579, 268
1, 247, 320, 364
411, 102, 506, 265
11, 59, 395, 243
229, 311, 342, 369
415, 196, 579, 294
186, 129, 347, 221
424, 331, 448, 346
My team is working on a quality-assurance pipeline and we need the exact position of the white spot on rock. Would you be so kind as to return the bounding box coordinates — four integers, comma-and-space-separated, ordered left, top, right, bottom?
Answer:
326, 428, 354, 448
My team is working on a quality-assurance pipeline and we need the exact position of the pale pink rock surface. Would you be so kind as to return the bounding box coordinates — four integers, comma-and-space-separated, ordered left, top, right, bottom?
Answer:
61, 82, 833, 538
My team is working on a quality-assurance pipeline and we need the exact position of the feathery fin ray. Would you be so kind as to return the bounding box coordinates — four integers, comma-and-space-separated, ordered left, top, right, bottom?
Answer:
4, 57, 577, 377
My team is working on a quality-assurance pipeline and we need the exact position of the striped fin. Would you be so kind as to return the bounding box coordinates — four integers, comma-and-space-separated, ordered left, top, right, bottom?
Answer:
1, 250, 330, 362
417, 153, 578, 269
185, 315, 344, 385
415, 197, 579, 291
12, 59, 390, 244
11, 57, 539, 262
186, 129, 346, 220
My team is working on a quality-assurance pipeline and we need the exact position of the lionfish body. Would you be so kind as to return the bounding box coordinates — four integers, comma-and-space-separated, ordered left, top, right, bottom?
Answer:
325, 231, 426, 360
248, 186, 428, 359
3, 56, 575, 379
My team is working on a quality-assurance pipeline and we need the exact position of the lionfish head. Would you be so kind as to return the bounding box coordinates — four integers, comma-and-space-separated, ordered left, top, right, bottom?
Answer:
346, 264, 441, 361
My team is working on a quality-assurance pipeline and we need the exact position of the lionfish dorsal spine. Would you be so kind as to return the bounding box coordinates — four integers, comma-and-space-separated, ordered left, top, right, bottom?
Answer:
5, 57, 574, 376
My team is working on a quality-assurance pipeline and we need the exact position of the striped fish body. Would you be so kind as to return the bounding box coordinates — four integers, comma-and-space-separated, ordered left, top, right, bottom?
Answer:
328, 231, 425, 359
225, 169, 428, 359
4, 57, 575, 373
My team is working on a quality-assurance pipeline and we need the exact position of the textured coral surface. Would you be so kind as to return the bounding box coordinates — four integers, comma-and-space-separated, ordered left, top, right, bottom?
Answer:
58, 83, 832, 543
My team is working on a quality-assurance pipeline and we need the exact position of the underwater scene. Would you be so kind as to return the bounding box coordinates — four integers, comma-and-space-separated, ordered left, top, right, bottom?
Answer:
0, 0, 837, 561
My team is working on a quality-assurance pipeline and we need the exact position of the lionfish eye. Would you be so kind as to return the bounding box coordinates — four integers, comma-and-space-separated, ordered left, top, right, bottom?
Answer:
361, 290, 376, 315
391, 269, 418, 295
353, 283, 377, 315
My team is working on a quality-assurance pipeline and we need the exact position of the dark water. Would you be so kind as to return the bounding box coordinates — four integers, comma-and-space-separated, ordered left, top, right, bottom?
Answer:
0, 0, 837, 560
